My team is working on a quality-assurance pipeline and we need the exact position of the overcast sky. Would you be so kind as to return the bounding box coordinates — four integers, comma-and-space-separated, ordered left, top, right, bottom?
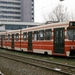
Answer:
34, 0, 75, 23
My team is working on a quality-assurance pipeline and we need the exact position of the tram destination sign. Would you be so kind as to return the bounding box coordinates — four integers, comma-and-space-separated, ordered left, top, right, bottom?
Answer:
69, 21, 75, 26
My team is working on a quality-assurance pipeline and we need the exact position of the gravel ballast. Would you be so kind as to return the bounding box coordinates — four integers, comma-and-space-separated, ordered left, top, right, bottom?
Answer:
0, 56, 65, 75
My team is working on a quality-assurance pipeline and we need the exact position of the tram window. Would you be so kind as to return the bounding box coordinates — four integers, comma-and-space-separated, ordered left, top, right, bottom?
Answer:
16, 33, 19, 41
39, 30, 44, 40
3, 35, 5, 40
8, 34, 10, 40
74, 30, 75, 39
67, 29, 75, 40
0, 35, 1, 40
34, 31, 38, 41
69, 21, 75, 26
23, 32, 27, 40
1, 35, 5, 40
45, 29, 52, 40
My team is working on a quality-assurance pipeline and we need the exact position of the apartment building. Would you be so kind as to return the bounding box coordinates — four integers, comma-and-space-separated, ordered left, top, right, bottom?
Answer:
0, 0, 34, 22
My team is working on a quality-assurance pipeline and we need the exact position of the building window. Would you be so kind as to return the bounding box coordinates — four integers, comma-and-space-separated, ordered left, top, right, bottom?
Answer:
32, 13, 34, 15
32, 0, 34, 2
32, 17, 34, 20
32, 4, 34, 6
32, 8, 34, 11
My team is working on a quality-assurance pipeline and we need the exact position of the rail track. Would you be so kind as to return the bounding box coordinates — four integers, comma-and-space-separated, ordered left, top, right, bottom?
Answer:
0, 51, 75, 75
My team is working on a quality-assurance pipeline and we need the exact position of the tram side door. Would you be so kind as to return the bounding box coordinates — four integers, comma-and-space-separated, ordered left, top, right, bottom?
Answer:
28, 32, 32, 51
1, 35, 3, 47
11, 34, 14, 49
54, 28, 64, 54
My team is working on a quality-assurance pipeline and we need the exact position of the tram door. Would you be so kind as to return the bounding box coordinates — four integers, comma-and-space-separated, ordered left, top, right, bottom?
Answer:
54, 28, 64, 54
11, 34, 14, 49
1, 35, 3, 47
28, 32, 32, 50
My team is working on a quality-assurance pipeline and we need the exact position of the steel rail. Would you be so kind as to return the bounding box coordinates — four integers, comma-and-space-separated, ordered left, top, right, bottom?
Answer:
0, 51, 75, 75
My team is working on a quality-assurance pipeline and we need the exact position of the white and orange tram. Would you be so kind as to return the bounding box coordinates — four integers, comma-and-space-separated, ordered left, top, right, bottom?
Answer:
0, 21, 75, 57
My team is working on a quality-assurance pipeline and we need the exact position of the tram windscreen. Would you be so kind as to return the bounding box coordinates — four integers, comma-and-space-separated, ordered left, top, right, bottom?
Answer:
69, 22, 75, 26
67, 29, 75, 40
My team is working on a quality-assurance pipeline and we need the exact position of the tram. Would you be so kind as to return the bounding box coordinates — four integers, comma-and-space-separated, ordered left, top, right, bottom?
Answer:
0, 21, 75, 57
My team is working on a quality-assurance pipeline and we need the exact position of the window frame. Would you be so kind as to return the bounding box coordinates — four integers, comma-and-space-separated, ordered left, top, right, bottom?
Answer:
23, 32, 27, 41
34, 31, 38, 41
45, 29, 52, 40
67, 29, 75, 40
39, 30, 44, 40
16, 33, 19, 41
8, 34, 10, 40
3, 35, 5, 40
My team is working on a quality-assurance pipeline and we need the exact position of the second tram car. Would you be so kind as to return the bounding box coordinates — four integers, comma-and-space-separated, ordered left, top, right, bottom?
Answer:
0, 21, 75, 57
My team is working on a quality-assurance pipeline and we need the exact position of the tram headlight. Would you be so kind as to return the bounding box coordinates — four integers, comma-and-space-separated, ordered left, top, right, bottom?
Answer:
70, 46, 74, 49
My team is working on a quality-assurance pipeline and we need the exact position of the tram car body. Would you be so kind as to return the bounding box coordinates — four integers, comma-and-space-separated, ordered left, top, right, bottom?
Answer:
0, 32, 6, 48
0, 21, 75, 57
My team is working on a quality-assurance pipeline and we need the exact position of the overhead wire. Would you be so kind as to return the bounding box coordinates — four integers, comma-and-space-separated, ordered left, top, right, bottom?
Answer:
34, 0, 64, 12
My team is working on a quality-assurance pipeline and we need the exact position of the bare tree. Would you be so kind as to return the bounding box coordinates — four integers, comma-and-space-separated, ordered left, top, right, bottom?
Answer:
70, 11, 75, 21
43, 4, 70, 23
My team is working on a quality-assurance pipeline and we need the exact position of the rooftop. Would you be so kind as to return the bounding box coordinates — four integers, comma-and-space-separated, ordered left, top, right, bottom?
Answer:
0, 21, 40, 26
